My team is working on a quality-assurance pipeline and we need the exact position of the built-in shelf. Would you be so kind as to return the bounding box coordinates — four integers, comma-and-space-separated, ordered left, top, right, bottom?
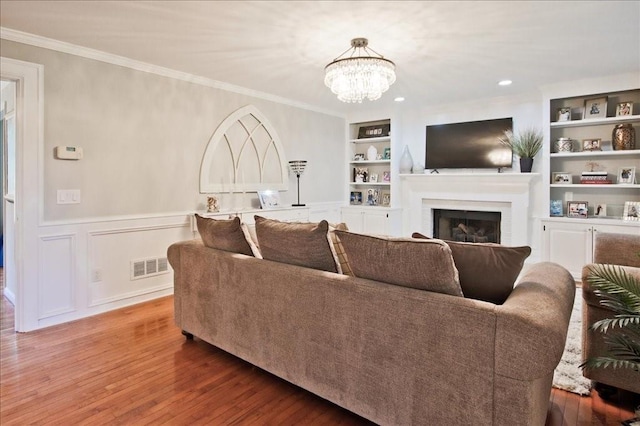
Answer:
349, 160, 391, 165
550, 114, 640, 128
550, 184, 640, 189
349, 136, 391, 144
550, 149, 640, 158
349, 182, 391, 186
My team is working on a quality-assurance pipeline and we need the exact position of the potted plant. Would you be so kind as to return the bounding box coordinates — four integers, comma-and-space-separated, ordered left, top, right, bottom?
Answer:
581, 264, 640, 372
499, 127, 543, 173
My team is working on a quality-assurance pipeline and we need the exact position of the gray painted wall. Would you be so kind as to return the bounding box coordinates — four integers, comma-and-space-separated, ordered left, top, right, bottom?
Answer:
0, 39, 346, 222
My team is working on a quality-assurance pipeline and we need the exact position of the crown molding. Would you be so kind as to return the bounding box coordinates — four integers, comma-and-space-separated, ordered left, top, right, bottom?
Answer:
0, 27, 343, 118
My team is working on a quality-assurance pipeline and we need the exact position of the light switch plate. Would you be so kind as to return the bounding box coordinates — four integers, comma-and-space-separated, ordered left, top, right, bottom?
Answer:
57, 189, 81, 204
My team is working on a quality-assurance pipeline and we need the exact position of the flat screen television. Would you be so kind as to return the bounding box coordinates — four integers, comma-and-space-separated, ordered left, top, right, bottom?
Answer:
425, 117, 513, 170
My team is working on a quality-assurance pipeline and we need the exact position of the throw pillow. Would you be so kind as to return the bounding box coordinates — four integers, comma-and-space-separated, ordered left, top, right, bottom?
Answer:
254, 216, 340, 273
412, 232, 531, 304
329, 223, 353, 276
334, 230, 462, 296
195, 214, 261, 257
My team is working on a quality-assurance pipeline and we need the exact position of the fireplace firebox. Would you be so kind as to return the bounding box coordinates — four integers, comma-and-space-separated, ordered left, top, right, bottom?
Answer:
433, 209, 501, 243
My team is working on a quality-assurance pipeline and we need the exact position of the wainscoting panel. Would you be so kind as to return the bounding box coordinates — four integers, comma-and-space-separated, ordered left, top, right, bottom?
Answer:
88, 222, 189, 307
38, 233, 76, 319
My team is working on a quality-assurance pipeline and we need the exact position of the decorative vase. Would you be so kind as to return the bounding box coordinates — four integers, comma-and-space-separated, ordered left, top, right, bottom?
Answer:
554, 138, 573, 153
399, 145, 414, 174
612, 123, 636, 150
519, 157, 533, 173
367, 145, 378, 161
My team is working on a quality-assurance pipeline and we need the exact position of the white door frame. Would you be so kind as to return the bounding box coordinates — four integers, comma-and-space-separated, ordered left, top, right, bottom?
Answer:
1, 57, 43, 332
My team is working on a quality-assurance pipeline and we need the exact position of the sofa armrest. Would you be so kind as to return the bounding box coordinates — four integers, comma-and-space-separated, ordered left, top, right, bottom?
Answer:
494, 262, 575, 380
168, 239, 205, 326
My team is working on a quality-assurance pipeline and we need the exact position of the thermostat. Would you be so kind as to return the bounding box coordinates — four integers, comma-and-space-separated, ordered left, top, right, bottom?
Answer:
55, 146, 83, 160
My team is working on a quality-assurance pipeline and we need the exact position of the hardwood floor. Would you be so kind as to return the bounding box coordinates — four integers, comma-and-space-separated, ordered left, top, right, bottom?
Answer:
1, 292, 638, 425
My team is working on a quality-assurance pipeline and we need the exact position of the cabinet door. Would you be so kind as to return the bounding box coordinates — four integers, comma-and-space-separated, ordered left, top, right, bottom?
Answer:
362, 211, 389, 235
341, 209, 364, 233
542, 222, 592, 279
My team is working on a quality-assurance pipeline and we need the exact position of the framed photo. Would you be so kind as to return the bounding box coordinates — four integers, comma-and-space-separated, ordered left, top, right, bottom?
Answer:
552, 172, 572, 184
567, 201, 588, 218
353, 153, 365, 161
594, 203, 607, 217
623, 201, 640, 221
616, 102, 633, 117
550, 199, 563, 217
349, 191, 362, 205
365, 188, 380, 206
358, 123, 390, 139
354, 167, 368, 183
369, 173, 379, 183
383, 147, 391, 160
257, 190, 281, 209
557, 107, 571, 122
381, 192, 391, 207
618, 167, 636, 184
382, 171, 391, 182
582, 139, 602, 151
583, 96, 607, 119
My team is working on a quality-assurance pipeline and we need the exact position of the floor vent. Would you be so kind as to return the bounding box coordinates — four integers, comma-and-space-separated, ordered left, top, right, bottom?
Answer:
131, 257, 170, 280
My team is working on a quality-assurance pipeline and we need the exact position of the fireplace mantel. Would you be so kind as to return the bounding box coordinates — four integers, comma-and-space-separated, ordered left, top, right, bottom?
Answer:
400, 173, 540, 246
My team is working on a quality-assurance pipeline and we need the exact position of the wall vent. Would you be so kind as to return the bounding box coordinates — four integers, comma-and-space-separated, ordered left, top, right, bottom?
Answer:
130, 257, 170, 280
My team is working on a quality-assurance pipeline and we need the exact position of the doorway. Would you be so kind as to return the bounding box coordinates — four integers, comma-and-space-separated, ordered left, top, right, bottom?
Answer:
0, 80, 16, 307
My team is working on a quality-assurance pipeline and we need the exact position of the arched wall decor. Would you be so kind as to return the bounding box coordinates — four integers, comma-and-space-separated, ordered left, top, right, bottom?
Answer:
200, 105, 288, 193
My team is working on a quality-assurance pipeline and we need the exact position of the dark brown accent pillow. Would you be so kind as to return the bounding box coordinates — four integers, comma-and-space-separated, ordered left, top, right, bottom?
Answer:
412, 232, 531, 304
254, 216, 339, 273
195, 214, 259, 257
335, 230, 462, 296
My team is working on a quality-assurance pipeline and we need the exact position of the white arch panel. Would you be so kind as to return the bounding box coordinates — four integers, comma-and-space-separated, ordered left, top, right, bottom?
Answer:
200, 105, 288, 193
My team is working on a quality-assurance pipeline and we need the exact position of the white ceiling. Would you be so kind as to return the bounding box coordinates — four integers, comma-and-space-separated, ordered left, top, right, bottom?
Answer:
1, 1, 639, 115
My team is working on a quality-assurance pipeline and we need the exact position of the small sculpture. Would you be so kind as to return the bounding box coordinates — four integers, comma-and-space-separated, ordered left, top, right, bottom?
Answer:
207, 196, 219, 213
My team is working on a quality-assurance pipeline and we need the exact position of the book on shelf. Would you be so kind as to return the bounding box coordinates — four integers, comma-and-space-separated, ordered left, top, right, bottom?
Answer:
580, 171, 610, 184
580, 179, 613, 184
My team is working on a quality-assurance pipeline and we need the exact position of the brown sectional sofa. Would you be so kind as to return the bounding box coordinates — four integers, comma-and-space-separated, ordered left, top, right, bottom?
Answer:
168, 234, 575, 425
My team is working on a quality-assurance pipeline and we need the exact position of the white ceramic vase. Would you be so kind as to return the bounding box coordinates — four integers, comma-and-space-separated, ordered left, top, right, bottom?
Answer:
399, 145, 413, 174
367, 145, 378, 161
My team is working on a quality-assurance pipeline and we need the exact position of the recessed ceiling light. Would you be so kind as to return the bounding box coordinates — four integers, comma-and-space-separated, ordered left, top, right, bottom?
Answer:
498, 80, 512, 86
394, 97, 405, 102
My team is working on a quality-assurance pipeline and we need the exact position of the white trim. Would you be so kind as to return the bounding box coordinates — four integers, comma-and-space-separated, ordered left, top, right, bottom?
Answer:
0, 27, 343, 118
88, 282, 173, 308
0, 56, 44, 331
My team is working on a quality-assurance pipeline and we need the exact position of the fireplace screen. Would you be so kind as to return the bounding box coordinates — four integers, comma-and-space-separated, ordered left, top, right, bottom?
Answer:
433, 209, 501, 243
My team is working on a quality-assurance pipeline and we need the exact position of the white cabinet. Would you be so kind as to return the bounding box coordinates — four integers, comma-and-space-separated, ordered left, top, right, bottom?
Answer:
341, 206, 401, 236
541, 218, 640, 279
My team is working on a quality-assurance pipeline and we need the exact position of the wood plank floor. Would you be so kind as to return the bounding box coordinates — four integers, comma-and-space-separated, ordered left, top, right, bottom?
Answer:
1, 293, 638, 425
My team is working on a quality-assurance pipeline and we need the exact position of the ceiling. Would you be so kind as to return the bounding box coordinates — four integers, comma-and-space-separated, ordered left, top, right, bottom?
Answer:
1, 1, 639, 115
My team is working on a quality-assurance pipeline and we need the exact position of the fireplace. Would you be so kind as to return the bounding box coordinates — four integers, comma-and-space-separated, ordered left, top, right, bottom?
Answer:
433, 209, 501, 243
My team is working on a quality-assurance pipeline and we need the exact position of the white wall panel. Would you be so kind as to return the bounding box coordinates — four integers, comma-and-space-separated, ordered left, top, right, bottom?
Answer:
88, 221, 189, 307
39, 233, 75, 318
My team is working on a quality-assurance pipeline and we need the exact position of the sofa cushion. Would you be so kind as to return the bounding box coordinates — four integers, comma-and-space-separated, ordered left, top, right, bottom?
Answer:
335, 230, 462, 296
329, 223, 353, 276
195, 214, 260, 257
254, 216, 340, 273
412, 232, 530, 304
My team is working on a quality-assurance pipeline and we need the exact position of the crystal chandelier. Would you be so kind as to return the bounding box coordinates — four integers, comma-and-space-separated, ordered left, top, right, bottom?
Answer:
324, 38, 396, 103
